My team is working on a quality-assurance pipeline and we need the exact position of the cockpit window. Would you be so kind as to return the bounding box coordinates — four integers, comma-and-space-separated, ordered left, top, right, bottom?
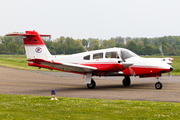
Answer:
84, 55, 90, 60
105, 51, 119, 58
121, 49, 139, 60
93, 53, 103, 59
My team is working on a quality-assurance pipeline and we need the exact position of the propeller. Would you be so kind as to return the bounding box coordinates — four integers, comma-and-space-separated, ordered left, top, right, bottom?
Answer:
159, 45, 173, 79
120, 49, 135, 76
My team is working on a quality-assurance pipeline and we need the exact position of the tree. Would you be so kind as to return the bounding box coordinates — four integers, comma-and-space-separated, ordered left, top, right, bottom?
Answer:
7, 42, 18, 54
114, 36, 124, 44
61, 43, 68, 54
108, 39, 115, 48
102, 40, 108, 48
0, 43, 7, 54
59, 36, 66, 44
49, 45, 56, 55
116, 43, 125, 48
143, 38, 148, 46
82, 39, 88, 48
92, 39, 100, 50
145, 45, 153, 55
162, 37, 167, 46
126, 40, 138, 54
18, 48, 25, 54
168, 45, 176, 55
171, 42, 176, 51
65, 37, 74, 45
137, 41, 143, 55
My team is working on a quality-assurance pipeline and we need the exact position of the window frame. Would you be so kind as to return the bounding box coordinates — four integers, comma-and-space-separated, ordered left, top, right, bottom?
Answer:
105, 51, 119, 59
93, 52, 103, 59
83, 55, 90, 60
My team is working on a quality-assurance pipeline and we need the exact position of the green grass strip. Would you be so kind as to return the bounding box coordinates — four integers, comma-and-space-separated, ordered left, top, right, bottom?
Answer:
0, 94, 179, 120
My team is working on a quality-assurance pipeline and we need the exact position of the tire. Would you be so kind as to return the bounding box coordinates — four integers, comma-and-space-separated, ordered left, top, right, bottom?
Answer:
155, 82, 162, 89
122, 76, 131, 86
87, 79, 96, 89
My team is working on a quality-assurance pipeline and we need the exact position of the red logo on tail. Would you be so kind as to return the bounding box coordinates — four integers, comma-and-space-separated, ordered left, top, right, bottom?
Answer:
35, 47, 42, 53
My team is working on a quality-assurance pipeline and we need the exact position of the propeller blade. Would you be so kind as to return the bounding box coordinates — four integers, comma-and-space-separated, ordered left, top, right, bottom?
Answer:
128, 66, 136, 76
168, 72, 172, 79
159, 45, 164, 58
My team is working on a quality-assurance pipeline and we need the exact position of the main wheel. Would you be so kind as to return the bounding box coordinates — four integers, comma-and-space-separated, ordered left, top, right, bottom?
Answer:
122, 76, 131, 86
155, 82, 162, 89
87, 79, 96, 89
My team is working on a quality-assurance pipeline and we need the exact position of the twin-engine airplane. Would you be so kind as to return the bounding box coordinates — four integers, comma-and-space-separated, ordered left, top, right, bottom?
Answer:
6, 31, 173, 89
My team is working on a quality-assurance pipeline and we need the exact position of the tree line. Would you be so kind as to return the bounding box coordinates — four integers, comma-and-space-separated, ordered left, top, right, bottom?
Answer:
0, 34, 180, 55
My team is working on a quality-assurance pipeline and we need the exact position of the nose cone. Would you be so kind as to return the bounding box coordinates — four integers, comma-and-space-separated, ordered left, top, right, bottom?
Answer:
170, 67, 173, 71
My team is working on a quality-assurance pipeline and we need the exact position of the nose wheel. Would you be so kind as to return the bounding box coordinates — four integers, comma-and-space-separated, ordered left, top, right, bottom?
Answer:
87, 79, 96, 89
155, 82, 162, 89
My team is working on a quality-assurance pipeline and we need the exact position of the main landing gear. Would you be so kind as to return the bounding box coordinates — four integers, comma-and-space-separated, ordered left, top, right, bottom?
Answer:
155, 78, 162, 89
87, 78, 96, 89
122, 76, 131, 86
122, 76, 163, 89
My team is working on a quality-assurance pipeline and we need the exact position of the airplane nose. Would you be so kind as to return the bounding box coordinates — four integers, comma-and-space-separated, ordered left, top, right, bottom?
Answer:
170, 67, 173, 71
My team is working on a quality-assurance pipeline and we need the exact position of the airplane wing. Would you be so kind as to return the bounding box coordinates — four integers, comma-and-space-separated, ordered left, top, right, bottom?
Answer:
27, 58, 97, 73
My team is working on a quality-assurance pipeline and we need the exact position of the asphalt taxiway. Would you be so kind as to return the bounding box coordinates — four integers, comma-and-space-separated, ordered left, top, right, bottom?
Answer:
0, 66, 180, 102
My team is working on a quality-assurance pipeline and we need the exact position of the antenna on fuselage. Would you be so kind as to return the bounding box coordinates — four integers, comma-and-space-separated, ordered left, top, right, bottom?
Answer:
80, 41, 88, 52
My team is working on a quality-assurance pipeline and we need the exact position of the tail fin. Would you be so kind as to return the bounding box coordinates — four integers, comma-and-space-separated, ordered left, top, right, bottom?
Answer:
6, 30, 52, 59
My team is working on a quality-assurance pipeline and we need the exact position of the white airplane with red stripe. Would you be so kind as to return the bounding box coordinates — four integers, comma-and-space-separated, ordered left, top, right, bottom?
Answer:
6, 30, 173, 89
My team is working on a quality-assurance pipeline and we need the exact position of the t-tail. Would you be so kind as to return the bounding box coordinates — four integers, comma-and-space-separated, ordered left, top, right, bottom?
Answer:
6, 30, 52, 60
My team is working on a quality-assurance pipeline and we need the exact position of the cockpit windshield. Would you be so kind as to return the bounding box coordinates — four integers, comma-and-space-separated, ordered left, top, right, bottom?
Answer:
121, 49, 139, 60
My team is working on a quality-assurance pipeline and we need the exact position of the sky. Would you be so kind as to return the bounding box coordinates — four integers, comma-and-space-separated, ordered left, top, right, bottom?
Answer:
0, 0, 180, 40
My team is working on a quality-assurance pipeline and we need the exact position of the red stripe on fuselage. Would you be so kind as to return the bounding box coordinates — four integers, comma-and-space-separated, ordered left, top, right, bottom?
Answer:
122, 65, 170, 76
80, 63, 124, 72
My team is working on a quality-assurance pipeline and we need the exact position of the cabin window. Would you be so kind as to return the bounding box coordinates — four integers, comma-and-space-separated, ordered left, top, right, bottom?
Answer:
93, 53, 103, 59
105, 51, 119, 58
84, 55, 90, 60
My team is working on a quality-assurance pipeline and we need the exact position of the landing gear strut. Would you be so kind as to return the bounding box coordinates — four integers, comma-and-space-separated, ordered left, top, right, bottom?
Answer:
122, 76, 131, 86
155, 77, 162, 89
87, 78, 96, 89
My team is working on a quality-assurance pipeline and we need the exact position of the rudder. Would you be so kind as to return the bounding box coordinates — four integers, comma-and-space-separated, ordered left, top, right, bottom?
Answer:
6, 30, 52, 60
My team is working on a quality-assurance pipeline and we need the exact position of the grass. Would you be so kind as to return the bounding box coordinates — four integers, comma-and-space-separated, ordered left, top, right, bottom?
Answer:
0, 94, 180, 120
0, 55, 53, 71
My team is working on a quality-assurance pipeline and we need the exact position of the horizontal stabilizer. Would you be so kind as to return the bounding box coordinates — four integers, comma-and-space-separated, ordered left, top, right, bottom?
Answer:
6, 33, 51, 37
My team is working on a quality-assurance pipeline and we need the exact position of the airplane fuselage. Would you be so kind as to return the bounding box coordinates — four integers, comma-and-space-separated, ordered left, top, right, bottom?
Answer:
49, 48, 172, 77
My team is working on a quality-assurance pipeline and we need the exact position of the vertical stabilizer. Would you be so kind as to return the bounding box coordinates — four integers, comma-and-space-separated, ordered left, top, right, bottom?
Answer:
6, 30, 52, 60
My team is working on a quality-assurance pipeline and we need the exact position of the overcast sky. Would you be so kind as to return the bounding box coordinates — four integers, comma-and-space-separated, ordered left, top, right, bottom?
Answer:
0, 0, 180, 40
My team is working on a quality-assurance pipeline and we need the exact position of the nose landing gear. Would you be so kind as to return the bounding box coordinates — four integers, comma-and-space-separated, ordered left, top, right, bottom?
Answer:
155, 77, 162, 89
155, 82, 162, 89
